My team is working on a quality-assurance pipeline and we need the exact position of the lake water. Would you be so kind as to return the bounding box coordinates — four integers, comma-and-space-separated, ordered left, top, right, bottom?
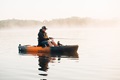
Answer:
0, 26, 120, 80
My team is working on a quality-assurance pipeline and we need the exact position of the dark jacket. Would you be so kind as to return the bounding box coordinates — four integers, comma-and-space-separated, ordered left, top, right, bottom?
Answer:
38, 29, 49, 43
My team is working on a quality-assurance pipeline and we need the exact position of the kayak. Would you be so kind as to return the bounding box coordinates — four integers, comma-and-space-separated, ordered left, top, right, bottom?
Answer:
18, 44, 79, 58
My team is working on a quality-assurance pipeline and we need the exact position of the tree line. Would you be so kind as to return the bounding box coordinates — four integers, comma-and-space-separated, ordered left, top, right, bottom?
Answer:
0, 17, 119, 29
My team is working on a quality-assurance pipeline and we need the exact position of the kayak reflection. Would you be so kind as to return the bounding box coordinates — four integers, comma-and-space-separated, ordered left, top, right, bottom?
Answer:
37, 52, 78, 72
18, 44, 79, 71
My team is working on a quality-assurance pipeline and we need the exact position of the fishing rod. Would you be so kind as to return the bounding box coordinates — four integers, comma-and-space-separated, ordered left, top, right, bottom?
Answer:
53, 38, 83, 40
49, 37, 83, 40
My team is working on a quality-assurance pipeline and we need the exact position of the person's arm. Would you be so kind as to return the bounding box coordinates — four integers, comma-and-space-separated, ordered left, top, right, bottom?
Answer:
49, 37, 53, 39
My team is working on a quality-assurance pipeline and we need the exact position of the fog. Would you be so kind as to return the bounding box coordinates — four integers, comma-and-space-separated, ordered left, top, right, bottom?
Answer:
0, 17, 120, 30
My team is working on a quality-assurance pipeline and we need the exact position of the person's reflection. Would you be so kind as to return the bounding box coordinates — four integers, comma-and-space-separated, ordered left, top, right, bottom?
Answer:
38, 56, 50, 71
38, 52, 78, 72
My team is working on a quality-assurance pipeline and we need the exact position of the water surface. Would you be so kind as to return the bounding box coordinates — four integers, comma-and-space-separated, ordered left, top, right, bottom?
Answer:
0, 27, 120, 80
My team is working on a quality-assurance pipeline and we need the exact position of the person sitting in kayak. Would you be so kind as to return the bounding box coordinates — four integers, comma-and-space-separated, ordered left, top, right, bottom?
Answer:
37, 26, 57, 47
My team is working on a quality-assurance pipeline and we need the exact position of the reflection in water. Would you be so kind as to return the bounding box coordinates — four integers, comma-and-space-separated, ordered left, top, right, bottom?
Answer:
39, 74, 48, 76
37, 52, 79, 71
38, 56, 50, 80
38, 56, 50, 72
38, 56, 62, 71
37, 52, 78, 80
40, 79, 47, 80
19, 46, 79, 80
37, 55, 61, 80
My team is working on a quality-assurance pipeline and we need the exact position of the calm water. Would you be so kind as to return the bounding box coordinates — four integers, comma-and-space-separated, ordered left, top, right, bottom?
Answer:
0, 26, 120, 80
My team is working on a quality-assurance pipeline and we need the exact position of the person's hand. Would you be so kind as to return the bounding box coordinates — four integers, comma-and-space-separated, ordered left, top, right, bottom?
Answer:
49, 37, 53, 39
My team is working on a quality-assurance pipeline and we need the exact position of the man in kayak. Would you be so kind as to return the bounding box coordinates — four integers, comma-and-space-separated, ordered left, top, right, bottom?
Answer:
37, 26, 57, 47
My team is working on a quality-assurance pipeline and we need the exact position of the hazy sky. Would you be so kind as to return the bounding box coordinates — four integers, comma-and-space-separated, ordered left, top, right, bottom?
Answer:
0, 0, 120, 21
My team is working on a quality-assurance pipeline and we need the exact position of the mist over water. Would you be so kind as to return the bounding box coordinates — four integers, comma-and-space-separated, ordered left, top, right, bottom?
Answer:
0, 25, 120, 80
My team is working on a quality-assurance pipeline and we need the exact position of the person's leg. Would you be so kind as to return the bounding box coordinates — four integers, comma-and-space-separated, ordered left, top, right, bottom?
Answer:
48, 41, 54, 47
40, 41, 49, 47
51, 39, 58, 46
